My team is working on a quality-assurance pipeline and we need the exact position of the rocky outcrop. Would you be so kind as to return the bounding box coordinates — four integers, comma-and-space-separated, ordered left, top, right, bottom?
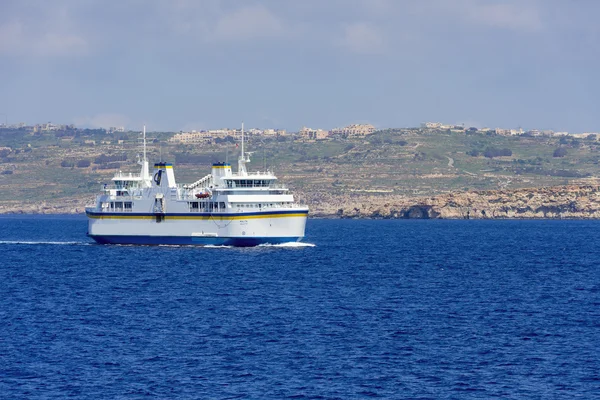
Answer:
0, 196, 90, 215
304, 185, 600, 219
2, 185, 600, 219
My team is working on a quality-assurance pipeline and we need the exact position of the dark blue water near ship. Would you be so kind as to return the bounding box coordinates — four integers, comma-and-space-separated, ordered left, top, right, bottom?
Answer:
1, 216, 599, 399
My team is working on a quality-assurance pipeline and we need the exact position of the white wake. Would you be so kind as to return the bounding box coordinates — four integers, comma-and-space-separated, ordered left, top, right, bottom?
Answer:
0, 240, 90, 246
257, 242, 316, 248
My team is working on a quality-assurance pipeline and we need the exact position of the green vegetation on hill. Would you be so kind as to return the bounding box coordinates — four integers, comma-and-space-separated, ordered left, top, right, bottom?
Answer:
1, 127, 599, 208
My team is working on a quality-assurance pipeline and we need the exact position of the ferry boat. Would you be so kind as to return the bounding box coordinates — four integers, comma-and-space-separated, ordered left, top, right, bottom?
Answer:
85, 126, 308, 246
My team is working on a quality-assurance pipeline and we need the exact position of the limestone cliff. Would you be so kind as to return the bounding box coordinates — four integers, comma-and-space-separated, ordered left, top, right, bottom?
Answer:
2, 185, 600, 219
303, 185, 600, 219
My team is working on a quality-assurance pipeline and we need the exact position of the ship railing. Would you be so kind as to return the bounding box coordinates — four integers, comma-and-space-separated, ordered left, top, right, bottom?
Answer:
225, 182, 287, 189
233, 203, 307, 211
101, 184, 140, 191
113, 171, 137, 179
233, 171, 276, 177
183, 174, 212, 190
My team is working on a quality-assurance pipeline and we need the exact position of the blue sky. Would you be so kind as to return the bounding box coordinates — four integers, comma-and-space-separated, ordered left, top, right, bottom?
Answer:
1, 0, 599, 132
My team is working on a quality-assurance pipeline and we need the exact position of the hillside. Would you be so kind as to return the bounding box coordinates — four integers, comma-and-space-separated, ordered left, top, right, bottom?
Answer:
1, 128, 599, 216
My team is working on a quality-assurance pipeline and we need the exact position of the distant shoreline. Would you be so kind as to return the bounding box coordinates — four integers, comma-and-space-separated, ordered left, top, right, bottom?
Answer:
2, 184, 600, 219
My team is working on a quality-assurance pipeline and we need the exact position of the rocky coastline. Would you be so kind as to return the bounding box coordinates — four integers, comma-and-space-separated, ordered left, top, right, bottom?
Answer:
2, 185, 600, 219
303, 185, 600, 219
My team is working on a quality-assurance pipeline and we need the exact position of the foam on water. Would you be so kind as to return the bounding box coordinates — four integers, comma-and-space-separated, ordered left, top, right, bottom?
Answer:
204, 243, 315, 249
0, 240, 89, 246
257, 242, 316, 248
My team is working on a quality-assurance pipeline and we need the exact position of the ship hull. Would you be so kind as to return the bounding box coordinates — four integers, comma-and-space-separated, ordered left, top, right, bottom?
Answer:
88, 235, 302, 246
86, 209, 308, 246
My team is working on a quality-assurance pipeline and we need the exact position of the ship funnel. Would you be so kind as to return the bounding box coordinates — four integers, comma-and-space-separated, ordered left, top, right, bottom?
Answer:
211, 162, 232, 187
153, 162, 177, 188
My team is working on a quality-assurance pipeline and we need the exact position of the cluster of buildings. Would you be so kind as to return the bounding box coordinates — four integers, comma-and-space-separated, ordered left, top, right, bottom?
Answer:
5, 118, 597, 144
420, 122, 524, 135
0, 121, 78, 133
0, 121, 125, 134
421, 122, 599, 139
32, 123, 75, 132
168, 128, 288, 144
169, 124, 377, 144
298, 124, 376, 140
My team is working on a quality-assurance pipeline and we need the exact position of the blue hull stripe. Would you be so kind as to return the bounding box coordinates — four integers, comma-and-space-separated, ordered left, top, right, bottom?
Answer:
88, 235, 302, 247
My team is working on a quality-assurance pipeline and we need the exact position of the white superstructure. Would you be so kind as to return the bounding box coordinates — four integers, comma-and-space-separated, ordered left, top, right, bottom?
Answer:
86, 125, 308, 246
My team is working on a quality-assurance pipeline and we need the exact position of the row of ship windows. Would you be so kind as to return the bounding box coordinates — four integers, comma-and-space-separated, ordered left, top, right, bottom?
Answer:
225, 180, 272, 188
101, 201, 291, 212
103, 201, 133, 211
187, 202, 290, 212
189, 202, 226, 211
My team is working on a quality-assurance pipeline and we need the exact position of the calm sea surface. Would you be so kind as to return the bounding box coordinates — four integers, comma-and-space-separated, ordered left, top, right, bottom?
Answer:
0, 215, 599, 399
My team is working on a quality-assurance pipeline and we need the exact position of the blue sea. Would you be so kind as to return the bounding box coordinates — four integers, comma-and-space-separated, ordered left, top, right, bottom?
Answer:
0, 216, 599, 399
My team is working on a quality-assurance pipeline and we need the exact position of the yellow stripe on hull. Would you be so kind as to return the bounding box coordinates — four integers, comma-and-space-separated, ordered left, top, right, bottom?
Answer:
87, 213, 308, 220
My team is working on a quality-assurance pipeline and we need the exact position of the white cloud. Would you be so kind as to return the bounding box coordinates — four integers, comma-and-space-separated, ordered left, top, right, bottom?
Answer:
337, 22, 386, 54
464, 2, 543, 33
0, 21, 24, 55
410, 0, 544, 33
213, 5, 284, 42
162, 3, 286, 44
358, 0, 395, 16
35, 32, 88, 56
0, 15, 88, 57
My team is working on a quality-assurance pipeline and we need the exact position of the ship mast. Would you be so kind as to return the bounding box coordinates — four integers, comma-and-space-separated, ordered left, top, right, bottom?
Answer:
140, 125, 151, 187
238, 122, 249, 176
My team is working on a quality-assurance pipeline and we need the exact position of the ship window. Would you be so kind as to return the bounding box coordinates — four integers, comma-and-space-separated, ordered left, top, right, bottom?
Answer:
124, 202, 132, 211
114, 201, 123, 211
219, 202, 225, 209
